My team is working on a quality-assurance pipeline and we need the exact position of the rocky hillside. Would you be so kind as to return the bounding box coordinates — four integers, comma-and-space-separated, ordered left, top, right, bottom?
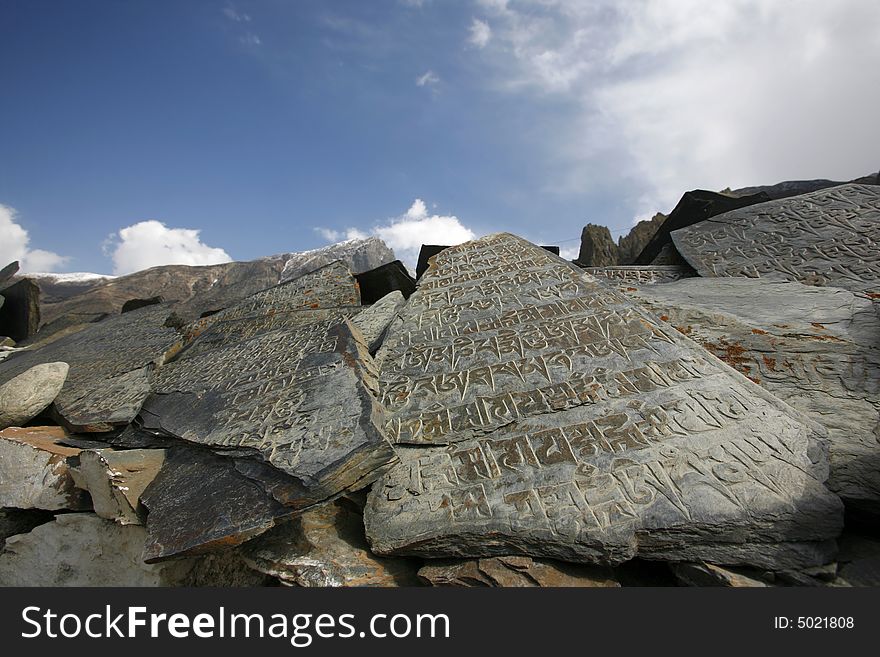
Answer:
0, 184, 878, 587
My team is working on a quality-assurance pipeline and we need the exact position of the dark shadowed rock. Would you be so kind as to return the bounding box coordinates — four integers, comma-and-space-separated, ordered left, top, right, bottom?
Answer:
728, 170, 879, 200
671, 184, 880, 298
418, 556, 619, 587
670, 562, 768, 587
0, 426, 90, 510
574, 224, 618, 267
242, 499, 421, 587
1, 508, 54, 549
121, 296, 163, 313
365, 233, 842, 570
355, 260, 416, 304
0, 304, 183, 432
634, 190, 771, 265
628, 278, 880, 518
0, 278, 41, 342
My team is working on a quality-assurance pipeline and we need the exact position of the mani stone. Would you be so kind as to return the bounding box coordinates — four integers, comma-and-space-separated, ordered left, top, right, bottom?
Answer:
418, 556, 619, 587
69, 448, 166, 525
0, 513, 207, 586
241, 499, 420, 587
628, 278, 880, 518
579, 266, 694, 287
0, 278, 41, 343
633, 189, 770, 265
364, 233, 843, 570
670, 184, 880, 298
137, 262, 397, 559
0, 304, 184, 432
0, 361, 68, 429
350, 291, 406, 353
670, 562, 768, 587
0, 426, 90, 510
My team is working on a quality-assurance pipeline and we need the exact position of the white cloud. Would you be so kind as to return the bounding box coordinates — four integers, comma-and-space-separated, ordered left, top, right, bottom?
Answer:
316, 199, 477, 267
104, 220, 232, 276
0, 203, 69, 273
468, 18, 492, 48
240, 32, 262, 46
470, 0, 880, 217
416, 70, 440, 87
558, 245, 580, 261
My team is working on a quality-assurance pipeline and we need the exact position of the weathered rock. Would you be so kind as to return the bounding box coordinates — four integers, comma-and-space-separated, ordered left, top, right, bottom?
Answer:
140, 447, 300, 561
365, 233, 842, 570
574, 224, 618, 267
0, 278, 41, 342
671, 184, 880, 298
0, 426, 90, 510
354, 260, 416, 304
0, 513, 198, 586
242, 499, 420, 587
634, 190, 771, 265
350, 291, 406, 353
580, 266, 694, 287
137, 263, 397, 559
629, 278, 880, 517
0, 337, 14, 348
0, 361, 68, 429
0, 305, 183, 431
418, 556, 619, 587
728, 171, 879, 200
618, 213, 666, 265
417, 245, 560, 280
0, 508, 54, 548
670, 562, 768, 587
69, 448, 166, 524
837, 557, 880, 587
651, 243, 688, 266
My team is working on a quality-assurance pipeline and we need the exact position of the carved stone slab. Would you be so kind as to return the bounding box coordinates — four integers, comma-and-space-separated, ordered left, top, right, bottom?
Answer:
364, 234, 843, 569
671, 184, 880, 297
580, 266, 694, 286
628, 278, 880, 518
137, 263, 397, 558
0, 305, 184, 431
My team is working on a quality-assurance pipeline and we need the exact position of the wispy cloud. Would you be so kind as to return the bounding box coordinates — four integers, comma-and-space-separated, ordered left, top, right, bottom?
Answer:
0, 203, 69, 273
240, 32, 262, 46
103, 220, 232, 276
416, 70, 440, 87
468, 18, 492, 48
222, 4, 251, 23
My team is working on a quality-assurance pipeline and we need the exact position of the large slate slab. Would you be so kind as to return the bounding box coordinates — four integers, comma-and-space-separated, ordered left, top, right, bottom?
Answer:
0, 278, 40, 342
671, 184, 880, 297
137, 262, 398, 559
580, 266, 694, 286
0, 305, 184, 431
364, 233, 843, 569
628, 278, 880, 519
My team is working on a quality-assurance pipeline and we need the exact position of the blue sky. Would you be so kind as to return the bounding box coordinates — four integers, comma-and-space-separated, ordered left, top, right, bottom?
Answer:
1, 0, 878, 274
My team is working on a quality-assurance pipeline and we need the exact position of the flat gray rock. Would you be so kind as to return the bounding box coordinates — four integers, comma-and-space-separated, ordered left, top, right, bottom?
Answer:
364, 233, 843, 569
628, 278, 880, 518
0, 426, 90, 511
0, 305, 184, 431
671, 184, 880, 298
0, 361, 68, 429
418, 556, 619, 587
